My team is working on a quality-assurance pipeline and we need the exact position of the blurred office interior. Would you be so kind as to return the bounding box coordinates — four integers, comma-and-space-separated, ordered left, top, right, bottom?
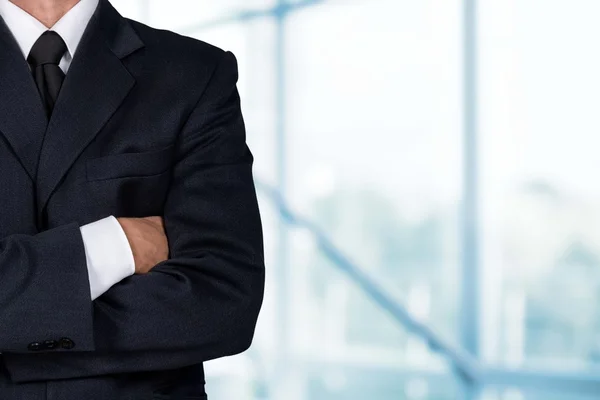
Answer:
111, 0, 600, 399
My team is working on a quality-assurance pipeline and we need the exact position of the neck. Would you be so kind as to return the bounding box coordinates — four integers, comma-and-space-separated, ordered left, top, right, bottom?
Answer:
10, 0, 81, 27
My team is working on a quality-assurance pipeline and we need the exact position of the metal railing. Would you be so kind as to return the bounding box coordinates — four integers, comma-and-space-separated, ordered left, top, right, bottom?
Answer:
256, 180, 600, 396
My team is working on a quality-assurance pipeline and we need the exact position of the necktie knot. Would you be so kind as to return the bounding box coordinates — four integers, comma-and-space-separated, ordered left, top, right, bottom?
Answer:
27, 31, 67, 67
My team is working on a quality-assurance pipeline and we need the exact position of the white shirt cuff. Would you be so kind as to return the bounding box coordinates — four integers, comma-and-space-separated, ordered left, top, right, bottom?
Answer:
80, 215, 135, 300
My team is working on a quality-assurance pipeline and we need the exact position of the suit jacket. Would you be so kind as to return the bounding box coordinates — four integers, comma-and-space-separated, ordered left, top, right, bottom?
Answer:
0, 0, 265, 399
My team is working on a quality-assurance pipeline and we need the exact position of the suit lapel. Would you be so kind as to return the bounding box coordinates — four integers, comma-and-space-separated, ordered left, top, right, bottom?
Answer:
0, 17, 48, 181
36, 0, 144, 216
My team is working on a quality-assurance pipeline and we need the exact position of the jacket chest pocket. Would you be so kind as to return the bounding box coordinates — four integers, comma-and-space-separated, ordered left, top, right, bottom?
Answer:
86, 145, 174, 181
82, 145, 175, 218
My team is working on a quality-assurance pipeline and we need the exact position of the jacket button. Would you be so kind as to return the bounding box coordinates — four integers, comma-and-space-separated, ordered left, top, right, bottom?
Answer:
27, 342, 41, 351
59, 337, 75, 349
43, 340, 57, 350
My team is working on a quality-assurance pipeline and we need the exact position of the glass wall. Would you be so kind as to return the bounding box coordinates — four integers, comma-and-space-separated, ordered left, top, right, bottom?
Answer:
478, 0, 600, 372
110, 0, 600, 399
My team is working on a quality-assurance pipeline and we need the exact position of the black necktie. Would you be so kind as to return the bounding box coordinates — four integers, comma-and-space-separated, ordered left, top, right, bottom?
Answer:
27, 31, 67, 117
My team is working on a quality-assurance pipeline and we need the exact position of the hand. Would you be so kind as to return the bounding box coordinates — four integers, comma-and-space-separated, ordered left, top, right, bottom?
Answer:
116, 216, 169, 274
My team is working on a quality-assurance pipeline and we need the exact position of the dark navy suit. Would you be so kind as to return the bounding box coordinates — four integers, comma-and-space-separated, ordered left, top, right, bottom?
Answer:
0, 0, 265, 398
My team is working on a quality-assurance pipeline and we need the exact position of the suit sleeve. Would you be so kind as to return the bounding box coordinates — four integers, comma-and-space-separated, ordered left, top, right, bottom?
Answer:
0, 223, 94, 352
1, 51, 266, 383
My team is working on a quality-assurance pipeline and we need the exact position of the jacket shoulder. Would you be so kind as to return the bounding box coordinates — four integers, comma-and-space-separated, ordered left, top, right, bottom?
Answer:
126, 19, 227, 68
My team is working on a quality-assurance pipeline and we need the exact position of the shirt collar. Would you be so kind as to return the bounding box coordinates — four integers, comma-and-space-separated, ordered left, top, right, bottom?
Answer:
0, 0, 99, 59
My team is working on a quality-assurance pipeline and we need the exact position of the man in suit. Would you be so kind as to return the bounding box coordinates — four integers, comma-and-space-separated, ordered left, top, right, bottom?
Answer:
0, 0, 265, 398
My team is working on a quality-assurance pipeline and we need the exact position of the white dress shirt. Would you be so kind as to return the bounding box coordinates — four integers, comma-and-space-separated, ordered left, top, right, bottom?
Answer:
0, 0, 135, 300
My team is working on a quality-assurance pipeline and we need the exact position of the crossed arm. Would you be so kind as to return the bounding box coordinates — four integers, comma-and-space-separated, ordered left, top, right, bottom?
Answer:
0, 51, 265, 383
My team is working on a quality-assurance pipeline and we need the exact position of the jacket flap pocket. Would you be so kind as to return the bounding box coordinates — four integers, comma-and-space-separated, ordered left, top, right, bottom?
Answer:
86, 145, 174, 181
